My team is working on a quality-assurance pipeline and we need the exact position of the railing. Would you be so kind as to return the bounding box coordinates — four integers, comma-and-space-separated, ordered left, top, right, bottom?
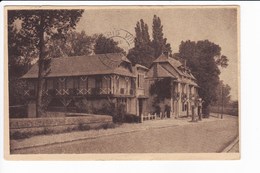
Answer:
141, 113, 157, 122
141, 111, 173, 122
136, 88, 145, 96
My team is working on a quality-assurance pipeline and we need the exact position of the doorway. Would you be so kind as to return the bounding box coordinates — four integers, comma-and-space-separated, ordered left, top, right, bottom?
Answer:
138, 99, 143, 116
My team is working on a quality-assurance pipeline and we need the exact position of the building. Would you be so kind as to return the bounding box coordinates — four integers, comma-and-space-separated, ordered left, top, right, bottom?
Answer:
22, 53, 148, 118
146, 53, 199, 118
22, 53, 199, 120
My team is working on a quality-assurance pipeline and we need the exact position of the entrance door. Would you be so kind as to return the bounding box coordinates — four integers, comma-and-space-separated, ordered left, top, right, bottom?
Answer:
138, 99, 143, 116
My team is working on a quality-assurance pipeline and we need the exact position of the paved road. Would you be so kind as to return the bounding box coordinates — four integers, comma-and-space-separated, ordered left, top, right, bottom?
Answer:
13, 117, 238, 154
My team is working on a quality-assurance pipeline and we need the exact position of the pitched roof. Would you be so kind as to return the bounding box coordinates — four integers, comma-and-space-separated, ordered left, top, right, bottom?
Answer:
22, 53, 135, 78
146, 63, 177, 79
153, 54, 196, 79
149, 54, 198, 85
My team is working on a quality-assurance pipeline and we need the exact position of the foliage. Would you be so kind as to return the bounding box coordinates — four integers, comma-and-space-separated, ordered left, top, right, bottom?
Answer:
9, 78, 27, 106
151, 15, 172, 58
178, 40, 229, 115
95, 122, 116, 130
124, 114, 140, 123
127, 16, 173, 67
127, 19, 155, 67
48, 30, 95, 58
8, 9, 84, 117
94, 34, 126, 55
10, 131, 31, 140
149, 78, 172, 115
74, 99, 116, 115
78, 123, 91, 131
149, 78, 171, 100
212, 80, 231, 106
112, 103, 126, 123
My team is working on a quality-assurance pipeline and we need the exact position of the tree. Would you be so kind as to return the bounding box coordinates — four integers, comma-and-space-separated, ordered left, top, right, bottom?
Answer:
178, 40, 229, 116
8, 9, 84, 117
127, 19, 155, 67
48, 30, 95, 58
8, 21, 39, 110
151, 15, 172, 58
93, 34, 126, 55
214, 80, 231, 106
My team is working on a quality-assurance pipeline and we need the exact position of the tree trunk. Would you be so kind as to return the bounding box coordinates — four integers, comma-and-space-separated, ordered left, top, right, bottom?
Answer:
36, 12, 45, 118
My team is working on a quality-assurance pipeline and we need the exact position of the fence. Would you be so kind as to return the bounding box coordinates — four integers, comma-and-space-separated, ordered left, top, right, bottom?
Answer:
141, 111, 172, 122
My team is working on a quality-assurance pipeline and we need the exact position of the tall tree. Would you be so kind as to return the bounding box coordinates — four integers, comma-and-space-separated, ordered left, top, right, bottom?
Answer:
93, 34, 125, 55
179, 40, 229, 116
127, 19, 154, 67
48, 30, 95, 58
8, 9, 84, 117
151, 15, 172, 58
214, 80, 231, 106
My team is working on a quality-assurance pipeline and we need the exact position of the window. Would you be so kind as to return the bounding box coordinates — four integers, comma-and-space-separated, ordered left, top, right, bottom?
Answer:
96, 76, 102, 88
137, 74, 144, 88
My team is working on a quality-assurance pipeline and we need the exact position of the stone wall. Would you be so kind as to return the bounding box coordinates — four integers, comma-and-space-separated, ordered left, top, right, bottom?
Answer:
9, 114, 113, 137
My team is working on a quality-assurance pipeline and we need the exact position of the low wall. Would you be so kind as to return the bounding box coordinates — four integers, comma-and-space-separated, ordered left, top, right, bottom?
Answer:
9, 114, 113, 137
210, 106, 239, 116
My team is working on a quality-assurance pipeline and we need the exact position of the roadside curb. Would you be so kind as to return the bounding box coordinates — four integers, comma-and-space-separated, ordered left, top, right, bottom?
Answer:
221, 136, 239, 153
11, 124, 179, 151
10, 116, 229, 152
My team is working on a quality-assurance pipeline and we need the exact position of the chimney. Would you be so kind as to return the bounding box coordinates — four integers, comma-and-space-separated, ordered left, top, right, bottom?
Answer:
163, 51, 169, 58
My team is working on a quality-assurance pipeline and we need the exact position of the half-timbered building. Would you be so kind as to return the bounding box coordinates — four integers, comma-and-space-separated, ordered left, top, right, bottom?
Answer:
146, 53, 199, 118
22, 52, 199, 120
22, 53, 149, 117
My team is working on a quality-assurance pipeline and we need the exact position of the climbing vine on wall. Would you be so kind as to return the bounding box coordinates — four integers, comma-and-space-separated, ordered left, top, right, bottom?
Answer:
149, 78, 171, 101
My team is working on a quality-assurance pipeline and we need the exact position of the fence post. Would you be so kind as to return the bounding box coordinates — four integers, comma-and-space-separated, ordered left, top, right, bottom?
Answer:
140, 113, 143, 123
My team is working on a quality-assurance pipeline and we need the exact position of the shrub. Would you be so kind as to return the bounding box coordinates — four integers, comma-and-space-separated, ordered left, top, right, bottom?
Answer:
124, 114, 139, 123
10, 131, 31, 140
112, 103, 126, 123
96, 122, 116, 130
78, 123, 91, 131
9, 105, 28, 118
41, 127, 54, 135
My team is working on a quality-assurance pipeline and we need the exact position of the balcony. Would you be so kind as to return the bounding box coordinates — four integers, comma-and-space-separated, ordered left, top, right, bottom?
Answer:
24, 87, 135, 98
136, 88, 145, 96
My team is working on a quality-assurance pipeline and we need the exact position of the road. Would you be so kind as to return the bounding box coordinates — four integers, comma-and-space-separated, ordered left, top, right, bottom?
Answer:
12, 117, 238, 154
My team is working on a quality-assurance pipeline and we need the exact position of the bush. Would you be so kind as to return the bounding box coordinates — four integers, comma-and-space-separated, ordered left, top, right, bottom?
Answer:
112, 103, 126, 123
124, 114, 139, 123
78, 123, 91, 131
41, 127, 54, 135
9, 105, 28, 118
10, 131, 31, 140
96, 122, 116, 130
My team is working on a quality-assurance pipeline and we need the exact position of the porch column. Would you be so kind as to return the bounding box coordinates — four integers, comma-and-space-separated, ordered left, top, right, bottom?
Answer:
111, 75, 114, 94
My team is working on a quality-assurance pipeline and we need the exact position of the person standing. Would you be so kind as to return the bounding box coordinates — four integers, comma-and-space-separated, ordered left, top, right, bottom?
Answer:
197, 98, 203, 121
191, 96, 196, 122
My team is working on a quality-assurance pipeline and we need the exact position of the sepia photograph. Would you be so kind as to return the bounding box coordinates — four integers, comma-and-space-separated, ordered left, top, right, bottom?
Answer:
5, 6, 240, 159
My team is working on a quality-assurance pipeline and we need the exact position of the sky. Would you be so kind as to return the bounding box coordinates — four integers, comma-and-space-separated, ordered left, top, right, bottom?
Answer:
76, 7, 238, 100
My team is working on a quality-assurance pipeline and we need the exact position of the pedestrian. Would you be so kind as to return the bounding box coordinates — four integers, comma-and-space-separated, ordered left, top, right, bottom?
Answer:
191, 97, 196, 122
197, 98, 203, 121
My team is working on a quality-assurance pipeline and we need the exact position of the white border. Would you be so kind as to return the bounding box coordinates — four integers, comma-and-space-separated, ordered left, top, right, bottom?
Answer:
1, 1, 260, 173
